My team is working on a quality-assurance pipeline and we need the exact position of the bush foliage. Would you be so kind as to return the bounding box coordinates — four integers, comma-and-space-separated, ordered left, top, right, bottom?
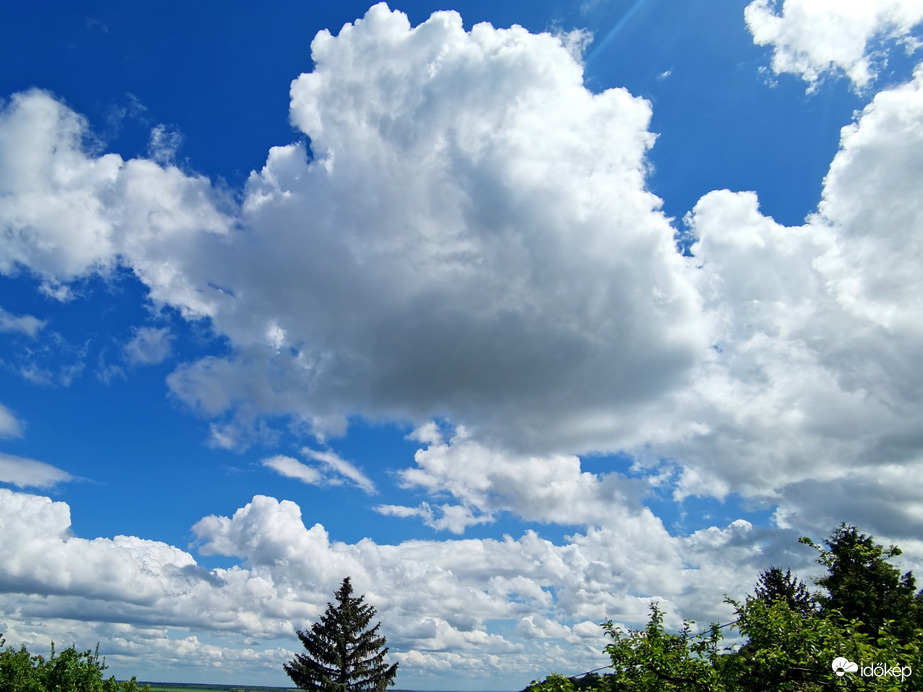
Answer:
0, 636, 150, 692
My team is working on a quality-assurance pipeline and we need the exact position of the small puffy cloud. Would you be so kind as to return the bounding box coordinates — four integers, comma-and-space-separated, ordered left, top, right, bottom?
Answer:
0, 402, 23, 438
0, 490, 313, 638
745, 0, 923, 88
388, 425, 650, 530
0, 452, 71, 488
192, 495, 337, 572
0, 90, 119, 280
262, 454, 324, 486
517, 615, 573, 640
376, 501, 493, 534
0, 306, 45, 337
123, 326, 174, 366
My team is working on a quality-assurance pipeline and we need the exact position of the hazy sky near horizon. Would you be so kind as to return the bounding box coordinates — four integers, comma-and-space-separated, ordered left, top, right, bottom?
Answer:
2, 0, 923, 688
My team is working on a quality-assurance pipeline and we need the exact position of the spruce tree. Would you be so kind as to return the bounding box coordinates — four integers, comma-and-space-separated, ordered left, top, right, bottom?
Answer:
285, 577, 398, 692
752, 566, 815, 616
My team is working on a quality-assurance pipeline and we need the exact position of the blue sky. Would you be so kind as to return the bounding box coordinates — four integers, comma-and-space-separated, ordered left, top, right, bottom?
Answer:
2, 1, 923, 689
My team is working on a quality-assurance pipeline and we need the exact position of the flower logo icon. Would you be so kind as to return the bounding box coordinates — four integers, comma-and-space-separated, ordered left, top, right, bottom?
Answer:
832, 657, 859, 676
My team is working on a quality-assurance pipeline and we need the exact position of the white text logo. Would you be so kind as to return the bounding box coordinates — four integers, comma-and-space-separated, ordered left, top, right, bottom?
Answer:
832, 657, 912, 682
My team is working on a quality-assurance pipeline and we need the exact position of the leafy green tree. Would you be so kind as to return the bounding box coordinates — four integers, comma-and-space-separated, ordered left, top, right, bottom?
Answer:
729, 595, 921, 691
0, 635, 149, 692
800, 524, 923, 641
602, 602, 728, 691
729, 597, 845, 690
0, 637, 43, 692
566, 597, 920, 691
285, 577, 398, 692
526, 673, 586, 692
526, 669, 613, 692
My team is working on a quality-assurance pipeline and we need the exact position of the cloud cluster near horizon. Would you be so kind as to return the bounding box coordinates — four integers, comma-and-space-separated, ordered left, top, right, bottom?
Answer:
0, 488, 805, 682
1, 0, 923, 685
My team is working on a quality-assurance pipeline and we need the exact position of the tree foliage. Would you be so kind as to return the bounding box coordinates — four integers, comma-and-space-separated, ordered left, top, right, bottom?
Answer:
0, 635, 149, 692
285, 577, 398, 692
801, 523, 923, 641
752, 566, 815, 617
602, 603, 726, 691
530, 524, 923, 692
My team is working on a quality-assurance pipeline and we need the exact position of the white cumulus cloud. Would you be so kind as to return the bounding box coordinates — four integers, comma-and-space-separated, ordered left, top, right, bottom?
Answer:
656, 62, 923, 539
745, 0, 923, 88
380, 424, 651, 533
162, 2, 706, 454
0, 88, 233, 312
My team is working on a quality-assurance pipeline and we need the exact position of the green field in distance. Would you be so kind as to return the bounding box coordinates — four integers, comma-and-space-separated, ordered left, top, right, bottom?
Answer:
142, 684, 296, 692
142, 685, 423, 692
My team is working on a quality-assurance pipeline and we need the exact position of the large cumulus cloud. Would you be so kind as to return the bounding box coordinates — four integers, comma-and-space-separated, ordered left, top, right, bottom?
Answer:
0, 5, 711, 454
663, 63, 923, 539
164, 3, 707, 453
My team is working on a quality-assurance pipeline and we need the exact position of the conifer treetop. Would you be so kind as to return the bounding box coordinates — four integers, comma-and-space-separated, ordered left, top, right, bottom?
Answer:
285, 577, 399, 692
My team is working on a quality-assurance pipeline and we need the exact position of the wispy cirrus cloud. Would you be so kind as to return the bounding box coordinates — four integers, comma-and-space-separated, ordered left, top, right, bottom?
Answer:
0, 402, 23, 438
262, 448, 376, 494
262, 454, 324, 486
123, 326, 174, 366
302, 448, 376, 494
